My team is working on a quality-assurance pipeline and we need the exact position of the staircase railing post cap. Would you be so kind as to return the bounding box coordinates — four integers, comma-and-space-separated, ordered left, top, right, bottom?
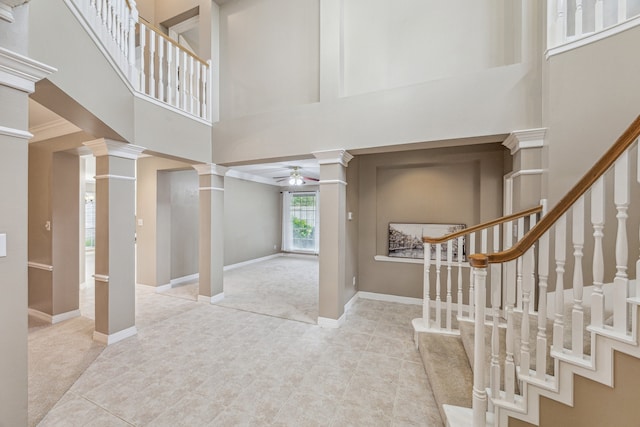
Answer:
469, 254, 489, 268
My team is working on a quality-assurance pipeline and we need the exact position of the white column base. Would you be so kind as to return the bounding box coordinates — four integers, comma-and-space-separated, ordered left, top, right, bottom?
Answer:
28, 308, 81, 324
93, 326, 137, 345
317, 314, 345, 328
198, 292, 224, 304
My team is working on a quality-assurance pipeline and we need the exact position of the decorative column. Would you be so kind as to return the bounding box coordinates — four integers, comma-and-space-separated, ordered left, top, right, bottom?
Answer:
193, 163, 227, 303
313, 149, 353, 328
502, 128, 546, 214
84, 139, 145, 345
0, 45, 55, 425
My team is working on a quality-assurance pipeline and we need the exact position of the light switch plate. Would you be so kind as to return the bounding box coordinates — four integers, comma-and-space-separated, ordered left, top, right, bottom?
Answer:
0, 233, 6, 257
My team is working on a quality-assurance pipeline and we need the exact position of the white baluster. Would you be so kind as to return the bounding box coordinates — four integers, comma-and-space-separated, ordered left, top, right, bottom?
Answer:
591, 177, 605, 328
536, 232, 550, 380
520, 247, 534, 376
516, 217, 525, 310
189, 56, 195, 114
469, 233, 476, 320
181, 50, 188, 109
174, 46, 181, 107
473, 264, 488, 427
618, 0, 627, 22
166, 43, 173, 106
139, 24, 146, 94
572, 197, 585, 357
504, 258, 516, 402
614, 151, 629, 333
446, 240, 453, 331
195, 62, 202, 117
423, 242, 431, 329
148, 31, 156, 98
575, 0, 583, 36
490, 264, 501, 399
553, 215, 567, 351
128, 2, 138, 70
556, 0, 567, 44
595, 0, 604, 31
203, 62, 210, 119
457, 236, 464, 320
529, 214, 538, 313
157, 38, 164, 102
435, 244, 442, 329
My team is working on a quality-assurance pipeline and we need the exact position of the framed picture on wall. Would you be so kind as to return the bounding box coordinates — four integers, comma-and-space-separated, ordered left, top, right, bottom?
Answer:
388, 223, 466, 261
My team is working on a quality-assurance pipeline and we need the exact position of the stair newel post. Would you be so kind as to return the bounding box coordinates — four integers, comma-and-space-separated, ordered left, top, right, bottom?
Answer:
520, 247, 534, 376
423, 242, 431, 329
553, 215, 567, 352
470, 255, 488, 427
595, 0, 604, 30
614, 150, 629, 333
591, 177, 605, 328
469, 233, 476, 320
435, 244, 442, 329
157, 38, 164, 102
505, 257, 517, 402
139, 24, 146, 94
446, 240, 453, 331
516, 217, 525, 310
457, 236, 464, 320
575, 0, 583, 37
572, 197, 585, 358
536, 232, 550, 380
489, 260, 502, 399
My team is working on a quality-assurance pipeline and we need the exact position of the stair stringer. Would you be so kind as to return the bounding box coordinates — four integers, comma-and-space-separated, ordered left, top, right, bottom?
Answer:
492, 300, 640, 426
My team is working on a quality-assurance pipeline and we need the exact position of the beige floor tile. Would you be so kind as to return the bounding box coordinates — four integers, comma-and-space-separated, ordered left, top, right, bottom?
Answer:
147, 391, 225, 426
37, 393, 131, 427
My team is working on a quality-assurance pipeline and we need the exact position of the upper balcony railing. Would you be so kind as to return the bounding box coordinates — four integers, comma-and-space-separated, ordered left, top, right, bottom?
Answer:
548, 0, 640, 53
69, 0, 212, 122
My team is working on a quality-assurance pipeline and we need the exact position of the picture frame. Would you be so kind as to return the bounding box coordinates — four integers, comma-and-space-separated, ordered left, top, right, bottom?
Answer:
388, 223, 466, 261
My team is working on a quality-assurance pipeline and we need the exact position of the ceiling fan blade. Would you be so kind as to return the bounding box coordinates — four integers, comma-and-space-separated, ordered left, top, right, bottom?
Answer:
302, 176, 319, 182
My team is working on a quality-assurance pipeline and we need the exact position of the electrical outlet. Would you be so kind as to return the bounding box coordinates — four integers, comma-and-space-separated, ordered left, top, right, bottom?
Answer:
352, 276, 356, 287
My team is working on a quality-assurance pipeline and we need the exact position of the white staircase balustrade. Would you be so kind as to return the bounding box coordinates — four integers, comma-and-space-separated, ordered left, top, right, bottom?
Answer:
413, 206, 543, 337
462, 117, 640, 426
67, 0, 212, 121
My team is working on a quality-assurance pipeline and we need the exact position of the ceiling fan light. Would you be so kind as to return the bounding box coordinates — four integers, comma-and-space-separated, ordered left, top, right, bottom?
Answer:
289, 176, 297, 185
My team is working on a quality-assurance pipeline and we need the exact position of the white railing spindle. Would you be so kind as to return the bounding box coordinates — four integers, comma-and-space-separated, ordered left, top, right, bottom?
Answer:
614, 151, 629, 333
166, 43, 173, 106
469, 233, 476, 320
536, 232, 550, 380
157, 37, 164, 102
490, 230, 502, 400
553, 215, 567, 351
139, 24, 146, 94
435, 244, 442, 329
446, 240, 453, 331
575, 0, 583, 37
457, 236, 464, 320
520, 247, 534, 376
473, 266, 488, 427
618, 0, 627, 22
572, 197, 585, 358
595, 0, 604, 31
591, 177, 605, 328
148, 31, 156, 98
516, 217, 525, 310
423, 242, 431, 330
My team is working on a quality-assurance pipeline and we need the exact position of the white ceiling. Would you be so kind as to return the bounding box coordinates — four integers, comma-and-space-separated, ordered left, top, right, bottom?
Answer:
230, 159, 320, 186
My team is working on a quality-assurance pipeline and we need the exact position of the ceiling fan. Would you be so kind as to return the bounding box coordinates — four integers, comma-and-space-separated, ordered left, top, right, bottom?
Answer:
274, 166, 319, 186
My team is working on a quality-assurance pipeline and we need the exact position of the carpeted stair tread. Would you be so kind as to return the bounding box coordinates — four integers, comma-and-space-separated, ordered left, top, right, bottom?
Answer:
418, 332, 473, 423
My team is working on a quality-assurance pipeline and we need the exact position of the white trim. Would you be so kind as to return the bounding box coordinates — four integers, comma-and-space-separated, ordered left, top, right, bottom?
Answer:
192, 163, 228, 176
509, 169, 544, 179
502, 128, 546, 154
94, 174, 136, 181
0, 46, 57, 93
546, 15, 640, 59
199, 292, 225, 304
170, 273, 199, 287
132, 91, 212, 126
312, 149, 354, 167
29, 118, 82, 143
199, 186, 224, 191
0, 3, 14, 23
28, 308, 81, 324
154, 283, 172, 293
93, 274, 109, 283
28, 261, 53, 272
93, 326, 137, 345
83, 139, 146, 159
344, 292, 359, 312
225, 169, 280, 187
223, 253, 282, 271
319, 179, 347, 186
317, 314, 345, 328
0, 125, 33, 140
373, 255, 470, 268
358, 291, 422, 305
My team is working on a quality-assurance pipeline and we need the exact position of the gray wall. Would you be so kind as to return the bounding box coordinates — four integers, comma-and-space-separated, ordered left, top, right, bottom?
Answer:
345, 157, 359, 304
357, 144, 507, 298
224, 177, 281, 266
0, 3, 28, 54
169, 169, 199, 279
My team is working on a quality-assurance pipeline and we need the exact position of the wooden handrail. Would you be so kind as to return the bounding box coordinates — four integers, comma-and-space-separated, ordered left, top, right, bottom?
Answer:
470, 114, 640, 268
422, 205, 543, 244
138, 18, 209, 66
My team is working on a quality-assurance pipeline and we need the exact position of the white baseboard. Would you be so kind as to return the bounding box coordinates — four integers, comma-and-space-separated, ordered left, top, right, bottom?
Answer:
93, 326, 137, 345
318, 314, 345, 328
223, 253, 282, 271
198, 292, 224, 304
170, 273, 199, 287
29, 308, 81, 324
344, 292, 359, 312
155, 283, 172, 293
358, 291, 422, 305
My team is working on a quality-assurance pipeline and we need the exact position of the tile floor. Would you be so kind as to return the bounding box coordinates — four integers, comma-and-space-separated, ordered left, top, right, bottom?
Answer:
38, 294, 443, 426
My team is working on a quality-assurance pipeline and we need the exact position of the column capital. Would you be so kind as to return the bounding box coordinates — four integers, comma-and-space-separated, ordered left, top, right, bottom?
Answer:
503, 128, 546, 155
83, 139, 146, 159
0, 46, 56, 93
312, 149, 354, 167
192, 163, 228, 176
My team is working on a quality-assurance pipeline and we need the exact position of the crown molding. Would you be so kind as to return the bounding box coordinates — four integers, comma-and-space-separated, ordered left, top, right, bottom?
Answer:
503, 128, 546, 154
0, 46, 56, 93
312, 149, 354, 167
83, 139, 146, 159
29, 118, 82, 143
0, 124, 32, 140
225, 169, 279, 186
192, 163, 228, 176
0, 4, 13, 23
